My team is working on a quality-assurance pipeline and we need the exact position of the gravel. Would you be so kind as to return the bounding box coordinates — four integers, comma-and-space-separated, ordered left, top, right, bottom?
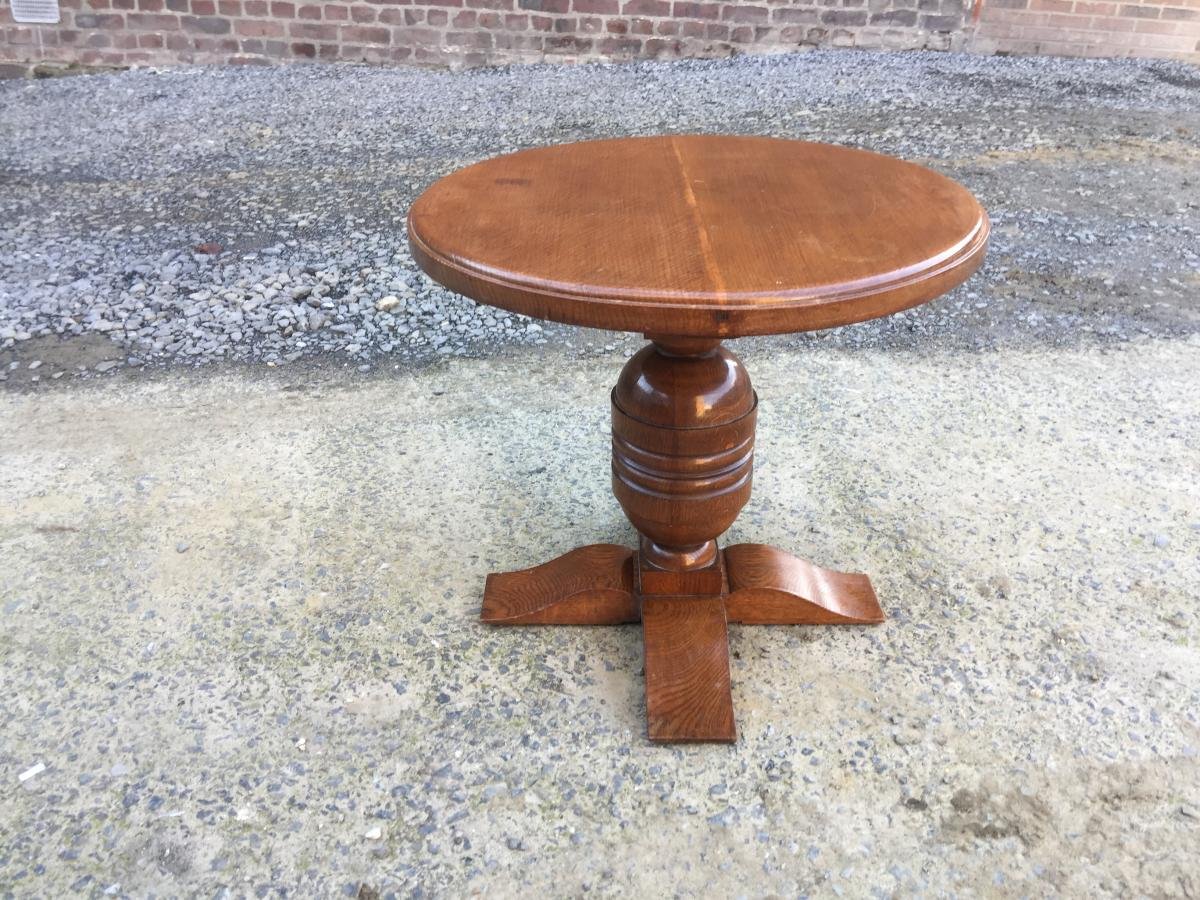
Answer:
1, 50, 1199, 385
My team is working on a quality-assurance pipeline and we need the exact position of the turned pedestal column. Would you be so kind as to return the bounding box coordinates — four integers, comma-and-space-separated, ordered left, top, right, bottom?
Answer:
406, 134, 989, 742
612, 338, 754, 575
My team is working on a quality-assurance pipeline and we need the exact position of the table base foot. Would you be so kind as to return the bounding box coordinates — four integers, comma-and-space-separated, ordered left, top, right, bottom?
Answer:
724, 543, 884, 625
481, 544, 638, 625
643, 595, 736, 743
481, 541, 883, 742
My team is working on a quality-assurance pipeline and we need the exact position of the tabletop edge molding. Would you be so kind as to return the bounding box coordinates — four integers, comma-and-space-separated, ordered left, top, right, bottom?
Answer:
407, 209, 990, 337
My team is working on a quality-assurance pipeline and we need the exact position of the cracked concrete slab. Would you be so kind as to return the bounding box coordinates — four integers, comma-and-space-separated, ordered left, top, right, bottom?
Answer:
2, 337, 1198, 896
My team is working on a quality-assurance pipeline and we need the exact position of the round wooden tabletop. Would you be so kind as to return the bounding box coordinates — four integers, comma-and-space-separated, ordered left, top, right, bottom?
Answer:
408, 135, 989, 338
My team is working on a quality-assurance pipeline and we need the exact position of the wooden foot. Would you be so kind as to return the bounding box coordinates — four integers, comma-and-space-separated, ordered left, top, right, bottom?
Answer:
724, 543, 884, 625
481, 544, 638, 625
480, 541, 882, 740
642, 595, 736, 743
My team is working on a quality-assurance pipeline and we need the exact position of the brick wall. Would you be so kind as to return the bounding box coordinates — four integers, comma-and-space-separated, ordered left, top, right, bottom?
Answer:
973, 0, 1200, 59
0, 0, 971, 75
0, 0, 1196, 75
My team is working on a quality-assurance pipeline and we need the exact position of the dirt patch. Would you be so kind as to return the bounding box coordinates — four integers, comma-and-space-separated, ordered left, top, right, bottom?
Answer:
0, 333, 125, 386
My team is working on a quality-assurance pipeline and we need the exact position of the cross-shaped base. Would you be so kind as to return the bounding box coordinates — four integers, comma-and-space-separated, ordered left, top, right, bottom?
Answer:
481, 542, 884, 742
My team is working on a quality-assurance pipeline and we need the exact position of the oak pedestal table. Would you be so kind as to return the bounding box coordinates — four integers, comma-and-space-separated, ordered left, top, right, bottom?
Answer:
408, 135, 989, 743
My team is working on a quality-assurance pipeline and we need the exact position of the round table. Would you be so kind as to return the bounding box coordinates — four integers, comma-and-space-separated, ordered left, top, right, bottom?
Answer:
408, 135, 989, 743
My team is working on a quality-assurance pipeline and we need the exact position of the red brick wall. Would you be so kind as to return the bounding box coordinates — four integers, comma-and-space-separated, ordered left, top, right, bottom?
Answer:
1, 0, 970, 74
973, 0, 1199, 59
0, 0, 1196, 75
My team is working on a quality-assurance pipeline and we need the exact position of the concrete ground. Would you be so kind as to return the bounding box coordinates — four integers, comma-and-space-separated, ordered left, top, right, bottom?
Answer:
2, 51, 1199, 898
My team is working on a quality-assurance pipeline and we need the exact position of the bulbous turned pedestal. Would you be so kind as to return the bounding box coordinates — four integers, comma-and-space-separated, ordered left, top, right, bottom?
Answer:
610, 339, 756, 573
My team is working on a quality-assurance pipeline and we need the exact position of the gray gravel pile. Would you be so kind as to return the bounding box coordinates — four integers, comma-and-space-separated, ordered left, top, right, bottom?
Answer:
1, 50, 1199, 382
